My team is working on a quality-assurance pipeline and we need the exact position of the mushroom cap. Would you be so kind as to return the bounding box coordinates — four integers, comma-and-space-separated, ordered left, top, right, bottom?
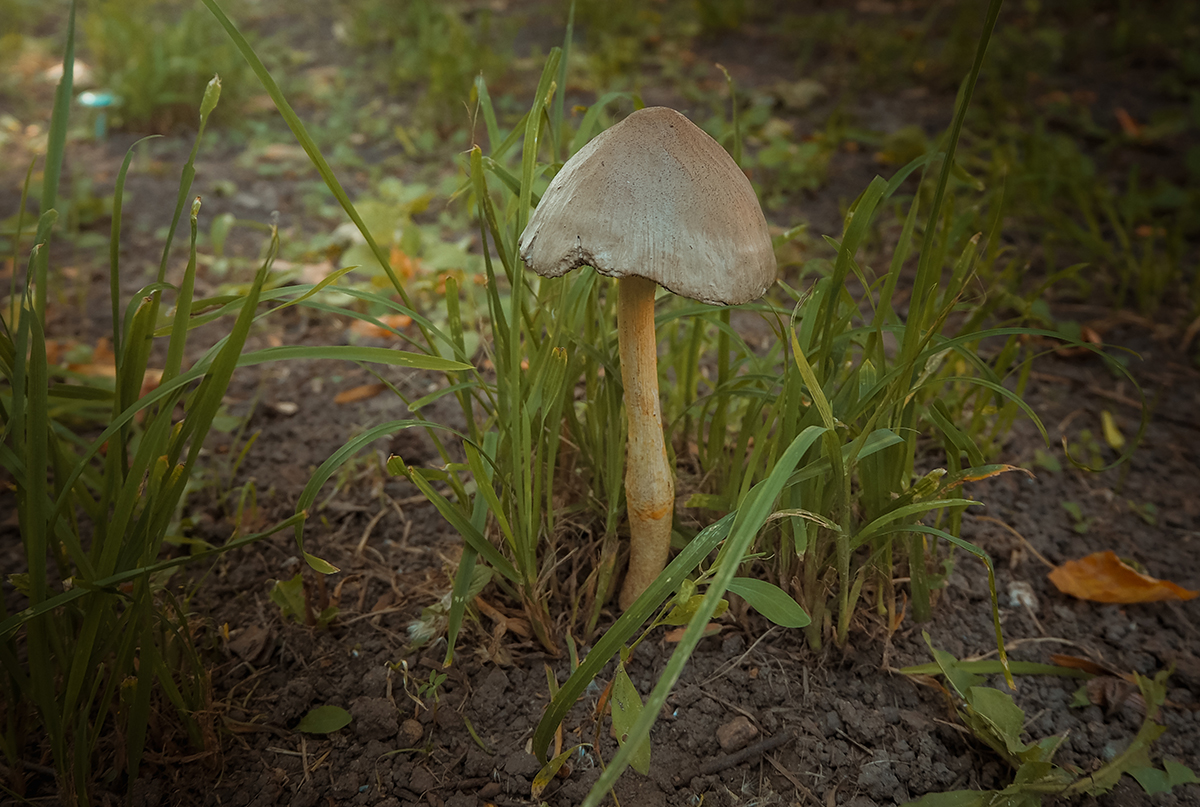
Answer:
518, 106, 776, 306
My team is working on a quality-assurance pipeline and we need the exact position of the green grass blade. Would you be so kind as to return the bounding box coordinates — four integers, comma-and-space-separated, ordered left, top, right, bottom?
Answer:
35, 0, 76, 319
895, 524, 1012, 688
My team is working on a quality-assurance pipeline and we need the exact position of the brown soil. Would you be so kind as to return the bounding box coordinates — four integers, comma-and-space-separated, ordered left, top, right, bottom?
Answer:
119, 328, 1199, 807
2, 3, 1199, 806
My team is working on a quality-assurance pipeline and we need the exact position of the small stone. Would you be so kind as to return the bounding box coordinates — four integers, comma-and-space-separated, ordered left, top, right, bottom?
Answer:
1008, 580, 1038, 610
399, 718, 424, 747
716, 715, 759, 753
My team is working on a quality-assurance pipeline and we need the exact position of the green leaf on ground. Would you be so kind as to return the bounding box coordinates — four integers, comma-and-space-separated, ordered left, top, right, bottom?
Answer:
297, 705, 352, 734
1129, 759, 1199, 794
269, 573, 306, 623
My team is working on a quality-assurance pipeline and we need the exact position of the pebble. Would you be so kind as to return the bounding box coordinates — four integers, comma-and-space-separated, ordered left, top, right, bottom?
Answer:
716, 715, 759, 753
399, 718, 423, 747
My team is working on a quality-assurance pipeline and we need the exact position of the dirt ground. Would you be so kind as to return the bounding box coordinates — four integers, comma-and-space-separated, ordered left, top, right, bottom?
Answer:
122, 324, 1196, 807
3, 2, 1200, 806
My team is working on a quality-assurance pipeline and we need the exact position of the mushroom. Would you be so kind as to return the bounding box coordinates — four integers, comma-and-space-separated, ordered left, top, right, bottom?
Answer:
518, 106, 776, 609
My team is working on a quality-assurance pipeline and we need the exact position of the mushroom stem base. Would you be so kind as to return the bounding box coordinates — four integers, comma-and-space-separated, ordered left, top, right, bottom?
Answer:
617, 275, 675, 610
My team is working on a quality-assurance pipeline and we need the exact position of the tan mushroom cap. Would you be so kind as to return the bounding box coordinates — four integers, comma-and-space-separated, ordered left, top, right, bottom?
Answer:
519, 106, 776, 306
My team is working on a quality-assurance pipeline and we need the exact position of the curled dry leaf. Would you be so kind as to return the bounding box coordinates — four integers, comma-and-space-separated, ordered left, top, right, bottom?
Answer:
1115, 107, 1143, 139
663, 622, 724, 643
1054, 325, 1103, 358
333, 383, 387, 405
349, 313, 414, 340
1048, 550, 1199, 603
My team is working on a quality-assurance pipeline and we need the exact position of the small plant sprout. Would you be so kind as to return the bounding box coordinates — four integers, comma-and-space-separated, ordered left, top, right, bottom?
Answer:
519, 106, 776, 609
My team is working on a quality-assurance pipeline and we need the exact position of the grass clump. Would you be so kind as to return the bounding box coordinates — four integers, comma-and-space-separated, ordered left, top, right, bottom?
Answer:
81, 0, 253, 130
342, 0, 514, 132
0, 8, 467, 803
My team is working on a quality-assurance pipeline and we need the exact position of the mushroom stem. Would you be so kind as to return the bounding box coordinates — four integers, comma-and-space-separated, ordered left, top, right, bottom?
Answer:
616, 275, 675, 610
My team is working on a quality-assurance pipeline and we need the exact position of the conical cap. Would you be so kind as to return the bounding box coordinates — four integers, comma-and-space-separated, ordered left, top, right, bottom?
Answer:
518, 106, 776, 306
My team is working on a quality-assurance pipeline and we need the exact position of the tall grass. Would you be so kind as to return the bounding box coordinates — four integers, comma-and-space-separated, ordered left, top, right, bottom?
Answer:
0, 11, 468, 803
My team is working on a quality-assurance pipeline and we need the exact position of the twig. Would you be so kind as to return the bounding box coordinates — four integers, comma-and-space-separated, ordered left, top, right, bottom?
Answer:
697, 689, 761, 727
765, 752, 818, 805
973, 515, 1055, 569
672, 730, 794, 786
355, 505, 389, 556
700, 625, 780, 686
963, 635, 1099, 662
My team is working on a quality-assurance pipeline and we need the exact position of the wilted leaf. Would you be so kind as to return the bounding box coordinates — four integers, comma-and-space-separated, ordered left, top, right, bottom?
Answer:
532, 744, 581, 798
956, 464, 1033, 485
1100, 411, 1125, 451
1054, 324, 1103, 358
1085, 676, 1142, 713
1115, 107, 1142, 139
663, 622, 724, 643
1048, 551, 1199, 603
297, 705, 351, 734
1048, 654, 1117, 677
334, 383, 387, 404
610, 662, 650, 775
349, 314, 414, 340
269, 573, 307, 624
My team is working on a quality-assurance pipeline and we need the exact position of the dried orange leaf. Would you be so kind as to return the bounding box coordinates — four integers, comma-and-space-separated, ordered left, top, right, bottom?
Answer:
334, 383, 387, 405
1114, 107, 1142, 138
1048, 654, 1116, 677
349, 314, 413, 340
959, 464, 1034, 484
1101, 410, 1125, 451
1048, 551, 1199, 603
663, 622, 724, 643
388, 247, 420, 280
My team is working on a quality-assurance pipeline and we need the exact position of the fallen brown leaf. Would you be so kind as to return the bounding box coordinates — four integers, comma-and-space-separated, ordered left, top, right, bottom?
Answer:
333, 383, 387, 405
349, 314, 413, 340
1049, 654, 1121, 678
663, 623, 724, 642
1048, 550, 1199, 603
1114, 107, 1142, 138
1054, 325, 1103, 358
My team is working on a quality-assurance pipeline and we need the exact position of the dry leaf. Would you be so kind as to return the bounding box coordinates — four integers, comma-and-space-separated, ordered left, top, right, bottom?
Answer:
1114, 107, 1142, 138
1054, 325, 1103, 358
389, 246, 420, 280
1086, 675, 1143, 714
1049, 654, 1121, 678
334, 383, 387, 405
349, 314, 413, 340
1048, 550, 1199, 603
663, 623, 724, 642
